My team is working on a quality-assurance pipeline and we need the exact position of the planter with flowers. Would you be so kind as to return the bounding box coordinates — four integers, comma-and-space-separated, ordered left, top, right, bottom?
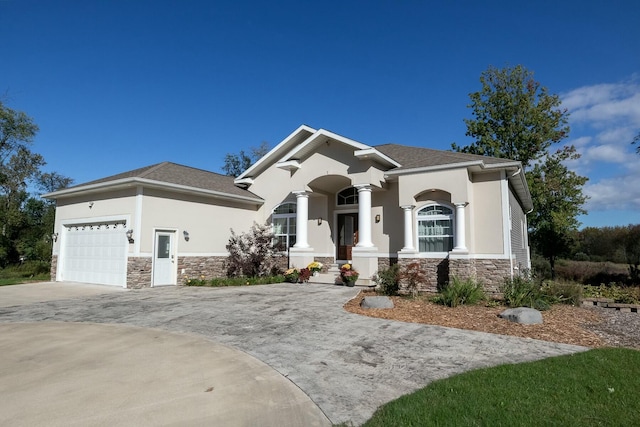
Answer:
284, 268, 300, 283
340, 264, 359, 287
284, 267, 312, 283
307, 261, 324, 276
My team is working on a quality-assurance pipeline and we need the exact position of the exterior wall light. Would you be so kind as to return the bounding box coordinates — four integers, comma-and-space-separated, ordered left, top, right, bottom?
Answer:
183, 230, 190, 241
317, 218, 322, 226
126, 229, 134, 243
51, 233, 58, 242
375, 214, 381, 223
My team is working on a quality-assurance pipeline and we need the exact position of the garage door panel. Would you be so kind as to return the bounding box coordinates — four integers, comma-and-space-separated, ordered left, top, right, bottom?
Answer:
62, 222, 128, 286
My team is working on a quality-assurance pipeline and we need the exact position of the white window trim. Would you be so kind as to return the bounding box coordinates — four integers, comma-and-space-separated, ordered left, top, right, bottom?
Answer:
415, 202, 455, 255
336, 186, 359, 207
272, 202, 297, 250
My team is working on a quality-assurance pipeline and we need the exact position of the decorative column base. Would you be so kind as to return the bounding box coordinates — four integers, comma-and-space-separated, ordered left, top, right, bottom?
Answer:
351, 246, 379, 284
289, 247, 315, 270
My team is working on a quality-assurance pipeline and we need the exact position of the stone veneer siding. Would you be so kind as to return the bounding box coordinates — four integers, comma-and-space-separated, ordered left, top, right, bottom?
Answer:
50, 255, 58, 281
127, 257, 152, 289
397, 256, 512, 296
397, 257, 449, 293
377, 257, 398, 272
178, 256, 228, 282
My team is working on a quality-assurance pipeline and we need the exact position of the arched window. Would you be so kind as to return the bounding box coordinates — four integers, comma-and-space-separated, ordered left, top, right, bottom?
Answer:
337, 187, 358, 205
417, 204, 454, 252
272, 203, 296, 250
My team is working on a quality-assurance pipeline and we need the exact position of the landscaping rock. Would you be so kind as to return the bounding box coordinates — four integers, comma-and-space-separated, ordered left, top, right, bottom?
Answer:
360, 296, 394, 309
499, 307, 543, 325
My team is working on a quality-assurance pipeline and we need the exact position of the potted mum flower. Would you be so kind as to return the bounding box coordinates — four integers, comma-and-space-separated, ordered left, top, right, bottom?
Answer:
284, 268, 299, 283
340, 264, 359, 287
307, 261, 323, 276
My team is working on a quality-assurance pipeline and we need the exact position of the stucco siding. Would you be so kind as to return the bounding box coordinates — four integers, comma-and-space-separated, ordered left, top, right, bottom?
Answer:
141, 189, 260, 254
397, 169, 469, 206
469, 172, 504, 254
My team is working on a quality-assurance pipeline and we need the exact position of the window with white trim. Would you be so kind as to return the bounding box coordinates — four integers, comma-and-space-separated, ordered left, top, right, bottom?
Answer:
417, 204, 454, 252
272, 203, 296, 250
337, 187, 358, 206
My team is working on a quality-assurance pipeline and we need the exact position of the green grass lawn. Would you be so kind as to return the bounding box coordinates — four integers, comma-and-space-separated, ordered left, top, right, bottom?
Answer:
0, 273, 50, 286
361, 348, 640, 427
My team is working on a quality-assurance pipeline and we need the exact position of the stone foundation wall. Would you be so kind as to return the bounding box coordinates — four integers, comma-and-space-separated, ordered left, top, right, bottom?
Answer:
50, 255, 58, 281
470, 258, 511, 295
178, 256, 228, 282
377, 257, 398, 272
397, 258, 449, 293
398, 257, 512, 296
127, 257, 152, 289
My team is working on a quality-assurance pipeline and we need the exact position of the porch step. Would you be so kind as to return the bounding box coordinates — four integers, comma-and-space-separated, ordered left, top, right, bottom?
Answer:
308, 271, 375, 288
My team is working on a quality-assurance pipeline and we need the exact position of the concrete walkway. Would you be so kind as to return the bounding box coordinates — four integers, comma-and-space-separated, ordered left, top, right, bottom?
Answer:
0, 282, 587, 426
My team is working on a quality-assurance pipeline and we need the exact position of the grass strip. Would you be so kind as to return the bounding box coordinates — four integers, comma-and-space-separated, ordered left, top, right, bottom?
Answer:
362, 348, 640, 427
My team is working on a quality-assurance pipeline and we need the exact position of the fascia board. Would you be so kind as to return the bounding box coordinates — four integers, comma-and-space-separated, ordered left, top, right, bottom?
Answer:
384, 160, 484, 176
43, 178, 264, 206
235, 124, 316, 181
277, 130, 325, 162
278, 128, 374, 163
354, 148, 401, 168
508, 169, 533, 212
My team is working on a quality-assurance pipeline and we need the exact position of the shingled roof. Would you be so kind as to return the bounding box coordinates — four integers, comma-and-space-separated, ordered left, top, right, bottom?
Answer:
374, 144, 517, 171
44, 162, 262, 202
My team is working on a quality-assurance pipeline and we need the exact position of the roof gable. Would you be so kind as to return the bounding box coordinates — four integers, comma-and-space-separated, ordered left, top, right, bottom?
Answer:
235, 126, 400, 185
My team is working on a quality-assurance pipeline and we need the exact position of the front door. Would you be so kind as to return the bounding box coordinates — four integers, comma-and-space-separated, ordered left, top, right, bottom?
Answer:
337, 213, 358, 261
153, 231, 175, 286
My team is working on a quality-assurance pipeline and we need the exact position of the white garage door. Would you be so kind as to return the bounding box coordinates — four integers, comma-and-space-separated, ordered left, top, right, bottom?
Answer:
61, 221, 128, 286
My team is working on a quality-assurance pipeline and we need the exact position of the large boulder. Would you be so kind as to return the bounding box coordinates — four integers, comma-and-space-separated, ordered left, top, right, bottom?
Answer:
360, 296, 394, 309
499, 307, 543, 325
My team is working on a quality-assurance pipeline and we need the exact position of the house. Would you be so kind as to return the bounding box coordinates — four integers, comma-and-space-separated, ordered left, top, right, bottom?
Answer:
44, 125, 532, 292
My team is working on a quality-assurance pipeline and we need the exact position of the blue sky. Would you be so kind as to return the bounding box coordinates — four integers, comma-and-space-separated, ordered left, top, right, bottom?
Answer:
2, 0, 639, 228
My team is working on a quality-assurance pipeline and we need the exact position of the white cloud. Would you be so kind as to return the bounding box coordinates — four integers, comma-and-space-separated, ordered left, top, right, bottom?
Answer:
583, 144, 629, 164
585, 168, 640, 211
562, 79, 640, 127
560, 76, 640, 218
568, 136, 592, 147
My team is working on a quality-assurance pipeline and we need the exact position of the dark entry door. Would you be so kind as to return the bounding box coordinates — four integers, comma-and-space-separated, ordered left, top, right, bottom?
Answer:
337, 213, 358, 260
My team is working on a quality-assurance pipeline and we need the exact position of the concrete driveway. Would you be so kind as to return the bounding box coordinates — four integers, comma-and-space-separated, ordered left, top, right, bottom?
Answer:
0, 282, 587, 426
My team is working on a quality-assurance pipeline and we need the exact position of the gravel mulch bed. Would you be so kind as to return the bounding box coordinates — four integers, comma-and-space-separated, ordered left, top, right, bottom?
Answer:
344, 291, 640, 350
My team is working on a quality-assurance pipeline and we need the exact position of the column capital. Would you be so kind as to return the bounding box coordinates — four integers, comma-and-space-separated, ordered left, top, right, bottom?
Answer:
354, 184, 372, 192
400, 204, 415, 211
454, 202, 469, 208
292, 190, 311, 197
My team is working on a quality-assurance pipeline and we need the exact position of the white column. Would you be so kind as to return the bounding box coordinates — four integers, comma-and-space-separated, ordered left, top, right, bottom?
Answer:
454, 202, 468, 251
293, 191, 310, 248
355, 185, 374, 247
401, 205, 415, 251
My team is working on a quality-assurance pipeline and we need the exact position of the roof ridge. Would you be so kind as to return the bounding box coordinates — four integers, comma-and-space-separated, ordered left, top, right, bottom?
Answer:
138, 161, 171, 179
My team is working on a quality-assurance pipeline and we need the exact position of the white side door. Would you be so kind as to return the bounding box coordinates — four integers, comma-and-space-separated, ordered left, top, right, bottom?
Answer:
152, 231, 176, 286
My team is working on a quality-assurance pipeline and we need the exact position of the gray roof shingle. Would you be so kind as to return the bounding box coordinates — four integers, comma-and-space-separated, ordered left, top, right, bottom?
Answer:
374, 144, 516, 171
66, 162, 261, 199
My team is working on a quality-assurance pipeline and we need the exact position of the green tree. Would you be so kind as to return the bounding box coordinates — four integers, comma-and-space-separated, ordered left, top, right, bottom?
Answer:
0, 101, 72, 266
528, 146, 588, 277
453, 65, 587, 278
452, 65, 569, 169
623, 224, 640, 283
222, 141, 270, 177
